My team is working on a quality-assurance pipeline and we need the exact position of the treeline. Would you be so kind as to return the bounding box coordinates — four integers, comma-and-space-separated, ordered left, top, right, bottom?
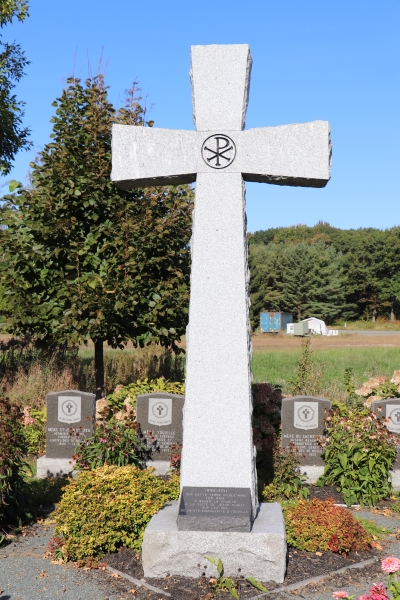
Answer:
249, 222, 400, 326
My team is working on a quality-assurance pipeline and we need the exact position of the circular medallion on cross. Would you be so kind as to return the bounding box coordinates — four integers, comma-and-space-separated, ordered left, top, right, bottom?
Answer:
201, 134, 236, 169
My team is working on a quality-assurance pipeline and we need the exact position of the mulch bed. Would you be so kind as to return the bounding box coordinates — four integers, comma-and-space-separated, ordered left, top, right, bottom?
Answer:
100, 484, 387, 600
102, 544, 377, 600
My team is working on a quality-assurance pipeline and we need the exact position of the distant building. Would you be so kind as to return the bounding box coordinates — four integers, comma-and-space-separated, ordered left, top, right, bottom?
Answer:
260, 311, 293, 333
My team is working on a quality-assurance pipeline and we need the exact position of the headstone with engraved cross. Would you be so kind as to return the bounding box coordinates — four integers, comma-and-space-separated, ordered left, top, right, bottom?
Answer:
136, 392, 184, 475
281, 396, 331, 482
36, 389, 96, 478
371, 398, 400, 478
112, 44, 330, 582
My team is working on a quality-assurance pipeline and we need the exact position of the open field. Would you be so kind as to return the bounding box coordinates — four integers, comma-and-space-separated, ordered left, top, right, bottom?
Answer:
77, 332, 400, 394
252, 333, 400, 392
2, 332, 399, 400
335, 319, 400, 331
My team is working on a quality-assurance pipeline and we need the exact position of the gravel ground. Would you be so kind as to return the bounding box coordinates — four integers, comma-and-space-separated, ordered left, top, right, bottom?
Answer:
0, 507, 399, 600
0, 522, 128, 600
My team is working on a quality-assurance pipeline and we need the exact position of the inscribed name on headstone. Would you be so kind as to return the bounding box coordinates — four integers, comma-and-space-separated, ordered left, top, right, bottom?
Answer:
177, 486, 252, 532
46, 390, 96, 459
371, 398, 400, 468
281, 396, 331, 466
136, 392, 184, 461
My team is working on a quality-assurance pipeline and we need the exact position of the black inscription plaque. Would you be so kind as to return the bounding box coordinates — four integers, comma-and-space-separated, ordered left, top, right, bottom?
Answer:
136, 392, 184, 461
46, 389, 96, 459
281, 396, 331, 466
177, 486, 252, 532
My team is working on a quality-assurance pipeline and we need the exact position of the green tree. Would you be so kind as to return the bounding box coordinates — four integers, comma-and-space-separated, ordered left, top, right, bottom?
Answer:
0, 75, 193, 398
249, 241, 346, 326
0, 0, 31, 174
249, 223, 399, 322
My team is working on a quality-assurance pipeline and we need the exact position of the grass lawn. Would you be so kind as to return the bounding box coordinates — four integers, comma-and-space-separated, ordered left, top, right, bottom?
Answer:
335, 319, 400, 331
252, 346, 400, 389
75, 333, 400, 397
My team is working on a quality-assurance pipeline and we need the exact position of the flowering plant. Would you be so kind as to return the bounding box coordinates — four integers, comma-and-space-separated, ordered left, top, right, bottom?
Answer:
355, 371, 400, 407
21, 406, 46, 455
73, 416, 151, 470
333, 556, 400, 599
317, 403, 396, 506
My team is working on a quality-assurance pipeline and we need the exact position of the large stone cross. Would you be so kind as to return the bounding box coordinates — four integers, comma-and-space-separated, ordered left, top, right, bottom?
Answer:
112, 44, 331, 530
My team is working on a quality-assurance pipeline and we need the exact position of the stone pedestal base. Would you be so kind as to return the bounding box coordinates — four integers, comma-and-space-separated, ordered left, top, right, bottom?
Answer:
392, 470, 400, 491
145, 460, 171, 476
36, 456, 75, 479
142, 501, 286, 582
299, 465, 324, 484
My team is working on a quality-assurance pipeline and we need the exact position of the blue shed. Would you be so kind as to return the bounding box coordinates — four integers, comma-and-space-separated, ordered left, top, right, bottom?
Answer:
260, 311, 293, 333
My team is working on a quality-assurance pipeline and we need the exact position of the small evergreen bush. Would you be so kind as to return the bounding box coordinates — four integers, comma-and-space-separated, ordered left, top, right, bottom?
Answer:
53, 465, 180, 560
283, 498, 371, 554
317, 403, 396, 506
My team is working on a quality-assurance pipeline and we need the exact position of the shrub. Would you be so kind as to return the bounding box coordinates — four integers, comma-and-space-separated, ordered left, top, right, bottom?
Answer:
73, 416, 151, 470
355, 370, 400, 407
2, 362, 76, 410
261, 438, 309, 502
53, 465, 180, 560
21, 407, 46, 455
317, 403, 396, 506
78, 347, 186, 397
0, 336, 77, 388
0, 397, 28, 521
252, 382, 282, 485
106, 377, 185, 413
283, 498, 371, 554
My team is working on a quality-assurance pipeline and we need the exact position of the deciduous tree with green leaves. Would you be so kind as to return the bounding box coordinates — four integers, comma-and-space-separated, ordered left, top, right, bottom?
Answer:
0, 75, 193, 397
0, 0, 31, 175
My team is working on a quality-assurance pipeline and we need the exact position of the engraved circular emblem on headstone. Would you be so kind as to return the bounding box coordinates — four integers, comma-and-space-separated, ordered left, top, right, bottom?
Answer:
389, 407, 400, 426
61, 398, 78, 417
201, 134, 236, 169
152, 401, 169, 419
297, 405, 315, 422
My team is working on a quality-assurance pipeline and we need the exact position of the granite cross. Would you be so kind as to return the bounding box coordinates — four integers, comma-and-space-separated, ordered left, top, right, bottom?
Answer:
112, 44, 331, 529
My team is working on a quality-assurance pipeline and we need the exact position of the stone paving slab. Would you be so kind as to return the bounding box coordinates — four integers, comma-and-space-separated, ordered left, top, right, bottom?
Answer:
0, 523, 115, 600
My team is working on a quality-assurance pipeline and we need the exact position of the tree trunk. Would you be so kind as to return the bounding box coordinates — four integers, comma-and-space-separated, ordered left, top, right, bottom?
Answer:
94, 339, 104, 399
372, 309, 376, 322
391, 304, 395, 322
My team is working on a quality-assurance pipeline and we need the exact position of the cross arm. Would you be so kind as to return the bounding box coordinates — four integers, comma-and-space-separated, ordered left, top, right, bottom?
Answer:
240, 121, 331, 188
111, 125, 197, 190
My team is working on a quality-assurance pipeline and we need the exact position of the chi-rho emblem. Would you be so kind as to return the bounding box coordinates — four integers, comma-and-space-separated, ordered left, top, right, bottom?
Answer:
58, 396, 81, 424
148, 397, 172, 426
294, 401, 318, 430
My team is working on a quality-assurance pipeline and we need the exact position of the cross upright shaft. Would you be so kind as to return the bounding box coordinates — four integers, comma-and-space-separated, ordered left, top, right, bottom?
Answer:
112, 44, 331, 527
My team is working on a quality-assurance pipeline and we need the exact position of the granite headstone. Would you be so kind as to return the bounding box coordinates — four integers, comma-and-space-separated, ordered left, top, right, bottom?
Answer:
371, 398, 400, 471
136, 392, 184, 470
36, 389, 95, 478
281, 396, 331, 474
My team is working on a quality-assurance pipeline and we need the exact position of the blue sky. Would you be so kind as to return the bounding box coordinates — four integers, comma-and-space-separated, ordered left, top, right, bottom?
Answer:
1, 0, 400, 232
